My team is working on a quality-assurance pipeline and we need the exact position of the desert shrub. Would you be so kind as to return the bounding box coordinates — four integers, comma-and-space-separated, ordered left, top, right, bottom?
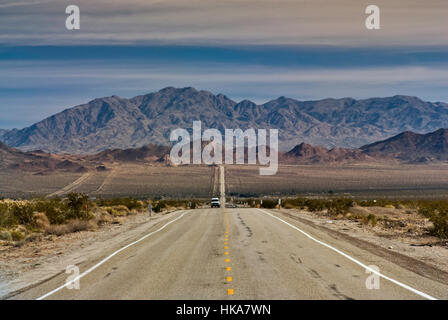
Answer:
33, 198, 68, 225
358, 199, 392, 207
153, 201, 166, 213
45, 224, 69, 236
284, 197, 308, 209
0, 202, 16, 228
0, 230, 12, 241
10, 230, 24, 241
283, 202, 296, 209
66, 219, 90, 232
96, 210, 113, 225
67, 193, 89, 220
418, 202, 448, 239
260, 199, 277, 209
98, 197, 143, 211
246, 199, 257, 208
363, 214, 377, 227
9, 203, 35, 225
45, 219, 90, 236
357, 199, 415, 208
190, 201, 197, 209
32, 212, 50, 231
327, 198, 353, 215
428, 213, 448, 238
110, 205, 130, 217
306, 199, 326, 212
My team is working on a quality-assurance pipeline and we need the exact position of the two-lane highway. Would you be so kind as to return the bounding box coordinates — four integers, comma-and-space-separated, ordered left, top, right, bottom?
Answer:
9, 165, 448, 300
11, 205, 448, 300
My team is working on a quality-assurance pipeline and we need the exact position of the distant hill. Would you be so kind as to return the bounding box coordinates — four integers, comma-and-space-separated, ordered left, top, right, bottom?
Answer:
1, 87, 448, 154
86, 144, 171, 163
1, 127, 447, 172
0, 141, 87, 173
361, 128, 448, 163
282, 143, 373, 164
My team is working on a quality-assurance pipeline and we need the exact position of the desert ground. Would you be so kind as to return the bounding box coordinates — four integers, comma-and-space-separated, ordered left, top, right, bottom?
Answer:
1, 163, 448, 200
0, 164, 218, 199
226, 164, 448, 199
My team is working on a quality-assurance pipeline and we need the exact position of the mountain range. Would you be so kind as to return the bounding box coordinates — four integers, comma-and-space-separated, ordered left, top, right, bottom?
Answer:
1, 129, 447, 173
1, 87, 448, 154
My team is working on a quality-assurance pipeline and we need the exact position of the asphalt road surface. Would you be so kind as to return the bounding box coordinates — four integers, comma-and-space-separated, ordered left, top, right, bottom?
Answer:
10, 166, 448, 300
11, 206, 448, 300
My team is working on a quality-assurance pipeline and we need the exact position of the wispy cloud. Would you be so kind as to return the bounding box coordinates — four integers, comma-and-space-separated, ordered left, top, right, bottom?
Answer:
0, 0, 447, 46
0, 0, 55, 9
1, 52, 447, 128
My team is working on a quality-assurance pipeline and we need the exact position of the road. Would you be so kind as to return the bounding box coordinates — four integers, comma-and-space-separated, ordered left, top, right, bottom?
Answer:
219, 165, 225, 206
46, 172, 92, 198
11, 166, 448, 300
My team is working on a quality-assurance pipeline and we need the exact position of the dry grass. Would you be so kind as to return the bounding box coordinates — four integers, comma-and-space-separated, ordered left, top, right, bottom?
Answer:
33, 212, 50, 231
45, 219, 94, 236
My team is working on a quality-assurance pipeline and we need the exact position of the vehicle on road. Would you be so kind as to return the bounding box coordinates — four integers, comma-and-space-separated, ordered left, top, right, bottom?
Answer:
211, 198, 221, 208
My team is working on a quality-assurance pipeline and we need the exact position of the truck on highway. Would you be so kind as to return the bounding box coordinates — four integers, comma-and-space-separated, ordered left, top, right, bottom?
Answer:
211, 198, 221, 208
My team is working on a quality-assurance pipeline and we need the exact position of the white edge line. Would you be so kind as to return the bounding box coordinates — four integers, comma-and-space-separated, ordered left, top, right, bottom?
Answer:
258, 209, 438, 300
36, 210, 189, 300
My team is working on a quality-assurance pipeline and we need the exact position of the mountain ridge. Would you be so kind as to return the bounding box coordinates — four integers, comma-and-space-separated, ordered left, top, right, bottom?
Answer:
1, 129, 447, 172
361, 128, 448, 162
1, 87, 448, 154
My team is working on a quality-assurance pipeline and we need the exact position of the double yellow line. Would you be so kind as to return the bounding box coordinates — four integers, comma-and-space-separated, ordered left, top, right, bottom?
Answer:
223, 209, 234, 295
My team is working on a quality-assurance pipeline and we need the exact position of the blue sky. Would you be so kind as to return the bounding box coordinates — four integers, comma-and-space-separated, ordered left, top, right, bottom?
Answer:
1, 0, 448, 129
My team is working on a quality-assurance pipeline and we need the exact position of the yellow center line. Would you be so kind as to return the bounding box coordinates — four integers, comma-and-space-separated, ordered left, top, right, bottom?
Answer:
224, 208, 235, 296
223, 207, 234, 296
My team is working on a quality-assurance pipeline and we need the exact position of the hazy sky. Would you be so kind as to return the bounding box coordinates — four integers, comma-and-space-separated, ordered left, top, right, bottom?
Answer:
1, 0, 447, 46
1, 0, 448, 128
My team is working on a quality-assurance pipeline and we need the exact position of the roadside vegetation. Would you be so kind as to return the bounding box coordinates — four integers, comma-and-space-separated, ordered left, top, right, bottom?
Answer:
240, 197, 448, 239
0, 193, 203, 246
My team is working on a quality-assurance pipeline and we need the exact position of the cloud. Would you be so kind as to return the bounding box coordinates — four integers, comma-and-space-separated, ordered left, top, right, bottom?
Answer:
0, 0, 447, 46
1, 54, 448, 129
0, 0, 55, 9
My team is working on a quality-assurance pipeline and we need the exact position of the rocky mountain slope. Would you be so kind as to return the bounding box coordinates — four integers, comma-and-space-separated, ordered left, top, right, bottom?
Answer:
1, 87, 448, 154
361, 128, 448, 162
